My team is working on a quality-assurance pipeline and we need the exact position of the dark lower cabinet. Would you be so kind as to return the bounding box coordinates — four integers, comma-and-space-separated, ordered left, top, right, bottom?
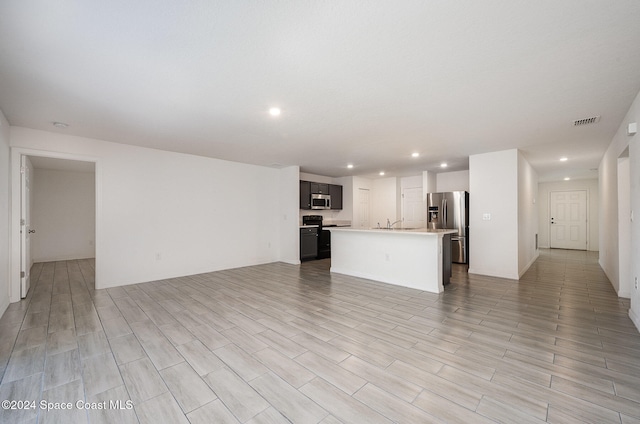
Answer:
318, 229, 331, 259
300, 227, 318, 260
442, 234, 452, 285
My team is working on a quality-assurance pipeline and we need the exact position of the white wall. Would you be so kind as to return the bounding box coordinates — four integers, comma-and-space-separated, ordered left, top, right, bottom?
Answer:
600, 143, 624, 294
422, 171, 437, 202
599, 89, 640, 330
436, 170, 470, 192
469, 149, 519, 279
630, 115, 640, 330
468, 150, 537, 279
401, 175, 422, 189
0, 110, 10, 317
10, 127, 292, 292
517, 151, 539, 277
278, 166, 301, 265
599, 97, 637, 299
537, 179, 599, 251
32, 168, 96, 262
618, 156, 631, 298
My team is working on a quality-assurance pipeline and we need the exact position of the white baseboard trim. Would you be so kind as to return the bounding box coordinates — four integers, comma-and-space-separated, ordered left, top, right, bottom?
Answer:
519, 251, 540, 279
468, 268, 519, 281
33, 254, 95, 263
0, 297, 9, 320
630, 307, 640, 334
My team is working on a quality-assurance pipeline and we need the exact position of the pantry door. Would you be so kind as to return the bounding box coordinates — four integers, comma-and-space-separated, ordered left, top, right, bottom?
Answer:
402, 187, 424, 228
357, 188, 370, 228
549, 190, 587, 250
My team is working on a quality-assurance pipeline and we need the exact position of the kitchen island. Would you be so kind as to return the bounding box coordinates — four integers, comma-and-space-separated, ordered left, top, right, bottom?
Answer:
328, 227, 457, 293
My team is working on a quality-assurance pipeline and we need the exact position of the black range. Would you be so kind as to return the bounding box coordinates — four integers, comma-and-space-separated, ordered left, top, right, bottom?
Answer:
302, 215, 331, 259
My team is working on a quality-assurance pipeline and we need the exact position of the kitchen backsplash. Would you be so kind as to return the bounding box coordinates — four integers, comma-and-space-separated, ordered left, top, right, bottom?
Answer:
299, 210, 351, 226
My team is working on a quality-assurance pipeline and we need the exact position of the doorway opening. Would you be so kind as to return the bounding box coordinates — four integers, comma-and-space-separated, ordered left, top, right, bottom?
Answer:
13, 150, 98, 302
617, 147, 631, 297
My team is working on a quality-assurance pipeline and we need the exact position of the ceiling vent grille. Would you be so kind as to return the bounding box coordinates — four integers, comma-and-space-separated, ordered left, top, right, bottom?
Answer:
573, 116, 600, 126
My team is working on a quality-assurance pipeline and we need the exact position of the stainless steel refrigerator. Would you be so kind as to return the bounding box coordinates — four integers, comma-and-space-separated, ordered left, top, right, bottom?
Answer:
426, 191, 469, 264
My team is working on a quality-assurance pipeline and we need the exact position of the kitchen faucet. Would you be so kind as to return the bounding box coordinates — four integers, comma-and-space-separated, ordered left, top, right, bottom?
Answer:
387, 218, 403, 229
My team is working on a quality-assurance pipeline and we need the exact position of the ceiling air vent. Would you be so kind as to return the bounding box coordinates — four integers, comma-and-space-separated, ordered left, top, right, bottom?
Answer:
573, 116, 600, 126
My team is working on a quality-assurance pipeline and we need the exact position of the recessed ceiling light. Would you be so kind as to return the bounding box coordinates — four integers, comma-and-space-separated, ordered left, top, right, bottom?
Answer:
564, 177, 570, 181
52, 121, 69, 128
560, 157, 568, 162
411, 152, 420, 158
379, 171, 385, 176
269, 107, 281, 117
440, 163, 448, 168
347, 164, 354, 169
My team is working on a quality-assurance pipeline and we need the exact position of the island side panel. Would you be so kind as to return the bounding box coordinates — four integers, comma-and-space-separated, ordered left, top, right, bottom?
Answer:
330, 230, 443, 293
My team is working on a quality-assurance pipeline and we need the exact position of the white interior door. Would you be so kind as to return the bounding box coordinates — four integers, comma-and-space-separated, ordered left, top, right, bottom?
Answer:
549, 190, 587, 250
357, 188, 370, 228
20, 155, 33, 298
402, 187, 425, 228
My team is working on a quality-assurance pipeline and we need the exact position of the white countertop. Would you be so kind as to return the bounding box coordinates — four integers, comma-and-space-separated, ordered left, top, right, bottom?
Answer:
328, 227, 457, 236
323, 220, 352, 227
299, 223, 351, 229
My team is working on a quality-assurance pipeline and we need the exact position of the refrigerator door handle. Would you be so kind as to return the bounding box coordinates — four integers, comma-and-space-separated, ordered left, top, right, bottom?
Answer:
443, 199, 447, 227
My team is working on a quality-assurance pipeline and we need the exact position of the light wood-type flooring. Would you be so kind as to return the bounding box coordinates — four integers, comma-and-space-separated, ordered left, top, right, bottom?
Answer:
1, 249, 639, 423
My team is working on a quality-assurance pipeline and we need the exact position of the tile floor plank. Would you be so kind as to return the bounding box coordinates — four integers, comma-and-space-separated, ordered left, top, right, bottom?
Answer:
300, 377, 392, 424
175, 339, 226, 376
81, 352, 123, 397
135, 391, 189, 424
159, 362, 217, 414
119, 357, 168, 405
250, 372, 328, 424
43, 348, 81, 391
203, 366, 270, 422
353, 383, 441, 423
186, 399, 240, 424
0, 250, 638, 423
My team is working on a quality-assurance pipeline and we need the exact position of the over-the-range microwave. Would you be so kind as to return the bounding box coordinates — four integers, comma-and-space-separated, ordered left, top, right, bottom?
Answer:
311, 193, 331, 209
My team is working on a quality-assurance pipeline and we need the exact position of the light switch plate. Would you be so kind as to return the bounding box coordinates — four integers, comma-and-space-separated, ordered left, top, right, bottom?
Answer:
482, 213, 491, 221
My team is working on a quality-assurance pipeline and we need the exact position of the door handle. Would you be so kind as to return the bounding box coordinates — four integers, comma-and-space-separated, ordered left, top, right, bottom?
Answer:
28, 229, 35, 234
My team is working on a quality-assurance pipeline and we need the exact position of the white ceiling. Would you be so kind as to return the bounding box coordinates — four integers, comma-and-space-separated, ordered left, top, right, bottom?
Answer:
2, 1, 640, 182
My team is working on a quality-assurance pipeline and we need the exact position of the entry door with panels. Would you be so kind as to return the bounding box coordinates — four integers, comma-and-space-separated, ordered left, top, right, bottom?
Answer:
549, 190, 587, 250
